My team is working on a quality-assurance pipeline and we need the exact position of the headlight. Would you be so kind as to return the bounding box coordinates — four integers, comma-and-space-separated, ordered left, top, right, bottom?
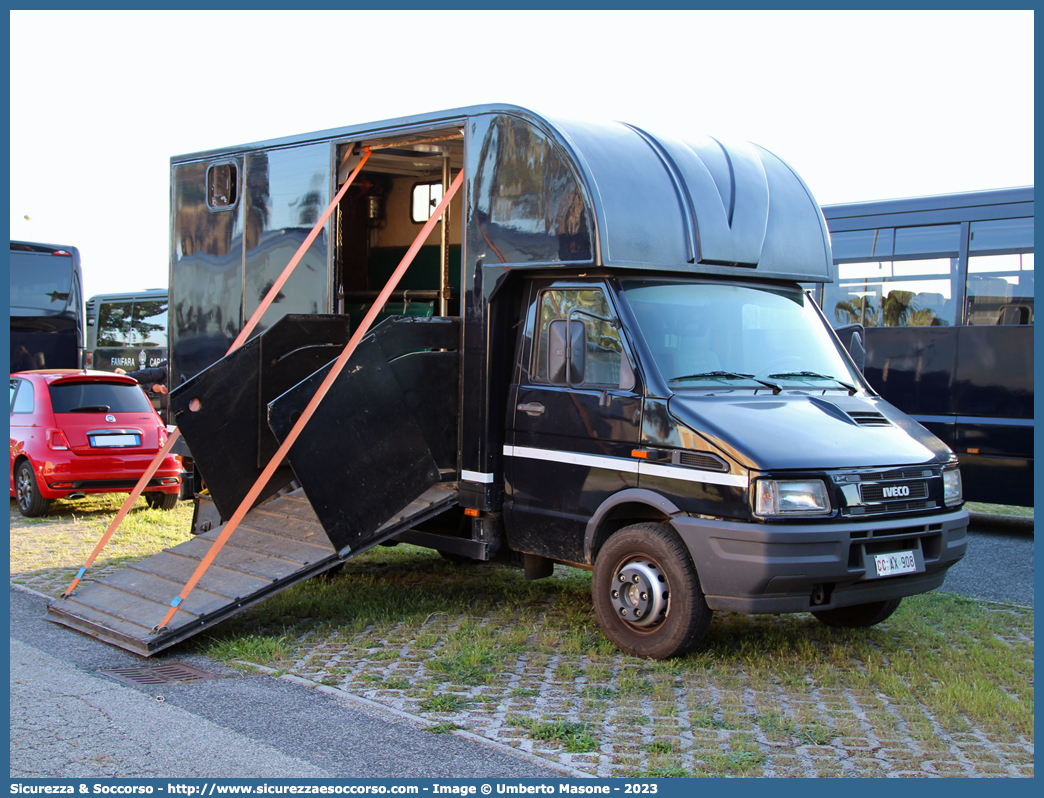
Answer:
943, 467, 963, 506
754, 479, 832, 516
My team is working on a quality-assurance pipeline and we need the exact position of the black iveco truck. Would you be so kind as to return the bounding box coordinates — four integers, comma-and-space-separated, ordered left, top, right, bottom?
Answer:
49, 106, 968, 658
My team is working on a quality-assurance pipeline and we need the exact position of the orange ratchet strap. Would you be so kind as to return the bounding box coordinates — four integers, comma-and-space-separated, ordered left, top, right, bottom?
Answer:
61, 148, 374, 599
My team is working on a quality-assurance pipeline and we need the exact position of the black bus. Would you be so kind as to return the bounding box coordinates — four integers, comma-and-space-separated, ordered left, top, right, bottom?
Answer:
817, 187, 1034, 507
9, 241, 86, 372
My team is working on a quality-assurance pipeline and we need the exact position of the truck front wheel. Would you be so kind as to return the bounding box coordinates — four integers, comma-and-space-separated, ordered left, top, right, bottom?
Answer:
592, 522, 711, 659
811, 598, 902, 628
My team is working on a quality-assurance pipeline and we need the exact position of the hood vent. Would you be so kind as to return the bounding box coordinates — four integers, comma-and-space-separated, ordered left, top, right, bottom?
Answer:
847, 411, 891, 427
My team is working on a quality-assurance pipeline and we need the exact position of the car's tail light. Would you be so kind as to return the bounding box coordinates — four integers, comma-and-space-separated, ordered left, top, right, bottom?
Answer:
158, 426, 168, 447
46, 428, 71, 451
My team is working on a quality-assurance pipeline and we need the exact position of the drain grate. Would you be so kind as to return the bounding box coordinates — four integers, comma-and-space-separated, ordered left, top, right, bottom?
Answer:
98, 662, 222, 686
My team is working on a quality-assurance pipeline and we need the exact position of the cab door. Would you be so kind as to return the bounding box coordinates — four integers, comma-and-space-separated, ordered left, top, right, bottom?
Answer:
505, 282, 642, 564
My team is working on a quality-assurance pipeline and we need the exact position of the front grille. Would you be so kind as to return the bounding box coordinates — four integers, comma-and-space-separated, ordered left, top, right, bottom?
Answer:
860, 482, 929, 503
847, 500, 935, 515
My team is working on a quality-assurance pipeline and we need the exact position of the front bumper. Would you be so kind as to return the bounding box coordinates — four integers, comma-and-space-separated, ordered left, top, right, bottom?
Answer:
671, 509, 968, 614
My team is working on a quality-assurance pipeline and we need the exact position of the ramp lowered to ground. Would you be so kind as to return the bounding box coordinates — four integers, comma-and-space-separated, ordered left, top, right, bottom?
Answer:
47, 489, 338, 655
47, 484, 457, 656
47, 316, 462, 656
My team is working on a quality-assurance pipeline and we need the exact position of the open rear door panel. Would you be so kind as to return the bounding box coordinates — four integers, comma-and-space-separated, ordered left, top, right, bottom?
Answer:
48, 316, 461, 656
168, 314, 353, 521
267, 316, 460, 556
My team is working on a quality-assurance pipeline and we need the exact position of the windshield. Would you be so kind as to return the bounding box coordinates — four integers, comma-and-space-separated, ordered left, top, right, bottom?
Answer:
9, 252, 73, 315
619, 280, 861, 391
49, 381, 154, 414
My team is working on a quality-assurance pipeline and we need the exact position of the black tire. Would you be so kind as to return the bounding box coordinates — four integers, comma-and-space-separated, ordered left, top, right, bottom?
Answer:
592, 522, 712, 659
145, 492, 179, 511
812, 598, 902, 628
15, 460, 50, 517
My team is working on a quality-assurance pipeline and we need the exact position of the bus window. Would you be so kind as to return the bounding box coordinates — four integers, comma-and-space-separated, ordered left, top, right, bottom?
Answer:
131, 299, 168, 347
97, 301, 133, 347
970, 217, 1034, 252
823, 257, 957, 327
966, 253, 1034, 325
894, 224, 960, 256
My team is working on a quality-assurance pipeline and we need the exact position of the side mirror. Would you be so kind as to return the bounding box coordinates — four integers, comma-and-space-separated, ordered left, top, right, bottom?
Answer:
834, 323, 865, 373
548, 318, 586, 386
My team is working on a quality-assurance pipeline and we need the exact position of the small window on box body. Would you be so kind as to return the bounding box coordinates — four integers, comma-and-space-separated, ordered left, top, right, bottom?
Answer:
411, 182, 444, 223
207, 163, 239, 209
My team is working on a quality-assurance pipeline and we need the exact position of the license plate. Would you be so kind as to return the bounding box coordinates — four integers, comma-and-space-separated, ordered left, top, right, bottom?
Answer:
873, 550, 918, 577
89, 434, 140, 448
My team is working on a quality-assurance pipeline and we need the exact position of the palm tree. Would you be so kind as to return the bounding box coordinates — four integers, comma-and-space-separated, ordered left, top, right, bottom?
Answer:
881, 291, 914, 327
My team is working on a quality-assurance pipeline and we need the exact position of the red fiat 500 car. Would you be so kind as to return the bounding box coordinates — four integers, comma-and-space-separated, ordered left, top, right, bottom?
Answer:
10, 370, 181, 517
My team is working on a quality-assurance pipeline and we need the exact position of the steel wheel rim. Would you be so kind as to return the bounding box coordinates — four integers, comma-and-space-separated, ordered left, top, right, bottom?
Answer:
608, 557, 669, 628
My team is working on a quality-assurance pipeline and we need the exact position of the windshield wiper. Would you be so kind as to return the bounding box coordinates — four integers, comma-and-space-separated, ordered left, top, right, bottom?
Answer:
670, 371, 781, 395
68, 405, 111, 413
767, 371, 858, 395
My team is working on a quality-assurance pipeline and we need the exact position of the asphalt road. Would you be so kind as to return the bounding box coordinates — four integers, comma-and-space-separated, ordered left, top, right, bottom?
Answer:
8, 587, 573, 779
939, 512, 1035, 606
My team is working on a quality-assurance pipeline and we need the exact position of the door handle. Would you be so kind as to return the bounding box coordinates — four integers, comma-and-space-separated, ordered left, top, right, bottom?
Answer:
517, 402, 545, 416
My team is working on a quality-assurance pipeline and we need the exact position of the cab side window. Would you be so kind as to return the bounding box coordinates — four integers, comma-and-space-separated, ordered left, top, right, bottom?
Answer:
11, 378, 34, 414
533, 288, 634, 389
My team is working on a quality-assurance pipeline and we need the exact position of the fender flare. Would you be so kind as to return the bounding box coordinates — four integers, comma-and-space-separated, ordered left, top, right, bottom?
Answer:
583, 488, 682, 563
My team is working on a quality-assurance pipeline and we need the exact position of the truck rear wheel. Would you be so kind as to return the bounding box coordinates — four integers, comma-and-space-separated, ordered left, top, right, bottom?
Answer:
812, 598, 902, 627
592, 522, 711, 659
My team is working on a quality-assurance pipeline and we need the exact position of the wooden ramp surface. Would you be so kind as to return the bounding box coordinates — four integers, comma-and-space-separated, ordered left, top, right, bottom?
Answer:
47, 484, 457, 656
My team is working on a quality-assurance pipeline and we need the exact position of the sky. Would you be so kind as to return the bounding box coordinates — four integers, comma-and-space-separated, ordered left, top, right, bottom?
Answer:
8, 9, 1035, 300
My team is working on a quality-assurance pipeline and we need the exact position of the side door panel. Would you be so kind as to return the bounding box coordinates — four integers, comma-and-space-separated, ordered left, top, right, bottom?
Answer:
505, 282, 642, 564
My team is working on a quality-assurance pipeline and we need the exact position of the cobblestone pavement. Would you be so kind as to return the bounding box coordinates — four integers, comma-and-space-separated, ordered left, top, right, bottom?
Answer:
12, 503, 1034, 779
273, 614, 1034, 778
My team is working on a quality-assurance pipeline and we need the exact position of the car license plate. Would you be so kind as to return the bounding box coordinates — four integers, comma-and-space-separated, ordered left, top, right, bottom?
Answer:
873, 550, 918, 577
89, 434, 140, 448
